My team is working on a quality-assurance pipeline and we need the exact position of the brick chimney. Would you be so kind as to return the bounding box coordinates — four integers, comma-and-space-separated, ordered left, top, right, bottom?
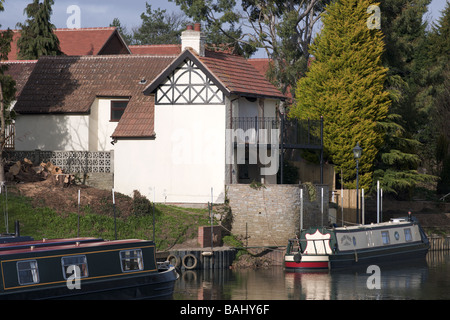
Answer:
181, 23, 205, 57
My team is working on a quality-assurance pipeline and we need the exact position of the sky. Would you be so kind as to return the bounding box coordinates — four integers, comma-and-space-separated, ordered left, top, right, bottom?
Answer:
0, 0, 447, 58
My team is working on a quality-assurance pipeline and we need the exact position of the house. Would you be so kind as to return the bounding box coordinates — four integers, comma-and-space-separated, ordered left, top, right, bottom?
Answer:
13, 24, 287, 204
3, 27, 130, 61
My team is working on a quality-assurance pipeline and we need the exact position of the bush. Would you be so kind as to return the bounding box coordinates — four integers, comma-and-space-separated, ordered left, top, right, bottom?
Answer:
132, 190, 155, 217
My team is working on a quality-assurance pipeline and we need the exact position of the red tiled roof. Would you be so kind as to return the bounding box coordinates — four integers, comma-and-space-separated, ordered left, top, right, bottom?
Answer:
4, 27, 129, 60
248, 58, 272, 77
1, 60, 37, 97
14, 55, 177, 138
129, 45, 181, 55
199, 50, 285, 100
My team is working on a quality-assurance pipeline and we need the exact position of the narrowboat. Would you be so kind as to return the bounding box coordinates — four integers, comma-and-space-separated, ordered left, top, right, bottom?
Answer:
285, 215, 429, 271
0, 235, 178, 299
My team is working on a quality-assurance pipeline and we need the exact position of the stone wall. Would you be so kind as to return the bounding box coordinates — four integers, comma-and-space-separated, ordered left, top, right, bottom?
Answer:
227, 184, 329, 247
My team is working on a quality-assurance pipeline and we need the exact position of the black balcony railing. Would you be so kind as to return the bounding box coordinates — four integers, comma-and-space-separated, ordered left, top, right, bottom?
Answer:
231, 116, 324, 183
231, 116, 322, 149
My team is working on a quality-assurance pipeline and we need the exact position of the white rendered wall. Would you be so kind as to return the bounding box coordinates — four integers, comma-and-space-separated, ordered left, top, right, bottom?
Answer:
15, 98, 119, 152
89, 98, 122, 151
114, 103, 226, 204
15, 114, 90, 151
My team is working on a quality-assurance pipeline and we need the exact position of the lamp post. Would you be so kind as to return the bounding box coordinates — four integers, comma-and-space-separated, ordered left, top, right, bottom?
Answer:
352, 142, 362, 224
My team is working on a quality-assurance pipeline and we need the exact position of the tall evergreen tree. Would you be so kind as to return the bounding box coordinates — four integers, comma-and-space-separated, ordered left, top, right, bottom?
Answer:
371, 0, 437, 198
16, 0, 62, 60
424, 1, 450, 194
289, 0, 390, 190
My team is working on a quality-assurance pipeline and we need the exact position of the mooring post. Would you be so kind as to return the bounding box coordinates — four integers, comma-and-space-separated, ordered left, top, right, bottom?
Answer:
112, 188, 117, 240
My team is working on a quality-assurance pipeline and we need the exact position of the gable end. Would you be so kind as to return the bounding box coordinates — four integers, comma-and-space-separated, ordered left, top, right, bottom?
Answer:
143, 50, 229, 100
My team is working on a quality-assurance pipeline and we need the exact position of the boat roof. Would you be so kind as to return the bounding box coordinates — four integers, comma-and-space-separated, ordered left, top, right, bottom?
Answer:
0, 238, 153, 256
334, 218, 414, 232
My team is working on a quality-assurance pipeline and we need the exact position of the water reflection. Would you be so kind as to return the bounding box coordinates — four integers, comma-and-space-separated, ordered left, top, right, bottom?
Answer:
174, 251, 450, 300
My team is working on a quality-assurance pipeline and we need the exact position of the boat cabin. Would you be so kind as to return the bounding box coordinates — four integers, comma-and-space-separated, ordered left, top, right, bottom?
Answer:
0, 237, 175, 299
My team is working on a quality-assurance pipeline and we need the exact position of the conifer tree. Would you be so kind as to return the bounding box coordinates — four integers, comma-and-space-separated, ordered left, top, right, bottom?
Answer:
289, 0, 390, 190
16, 0, 62, 60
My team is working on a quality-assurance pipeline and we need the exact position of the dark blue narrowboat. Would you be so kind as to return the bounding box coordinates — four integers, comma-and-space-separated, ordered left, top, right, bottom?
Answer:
0, 235, 178, 299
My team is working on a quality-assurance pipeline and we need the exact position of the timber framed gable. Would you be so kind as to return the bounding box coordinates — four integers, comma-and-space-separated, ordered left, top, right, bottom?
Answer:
156, 59, 224, 105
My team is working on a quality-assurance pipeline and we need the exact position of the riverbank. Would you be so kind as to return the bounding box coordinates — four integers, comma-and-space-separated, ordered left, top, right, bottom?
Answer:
3, 180, 214, 251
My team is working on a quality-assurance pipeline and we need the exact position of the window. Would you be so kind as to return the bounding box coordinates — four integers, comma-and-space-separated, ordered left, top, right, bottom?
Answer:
17, 260, 39, 285
404, 228, 413, 242
111, 100, 128, 121
381, 231, 390, 245
120, 249, 144, 272
61, 255, 89, 279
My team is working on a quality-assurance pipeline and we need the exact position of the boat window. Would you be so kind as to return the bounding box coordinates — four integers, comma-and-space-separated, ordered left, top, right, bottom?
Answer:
404, 228, 413, 242
17, 260, 39, 285
120, 249, 144, 272
61, 255, 89, 279
381, 231, 390, 245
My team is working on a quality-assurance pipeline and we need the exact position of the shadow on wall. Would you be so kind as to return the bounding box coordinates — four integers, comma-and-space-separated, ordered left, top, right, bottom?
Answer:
14, 56, 83, 151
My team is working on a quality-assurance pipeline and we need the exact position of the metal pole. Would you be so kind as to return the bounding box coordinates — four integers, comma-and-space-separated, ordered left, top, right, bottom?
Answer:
356, 159, 359, 224
320, 116, 324, 184
362, 189, 365, 225
280, 114, 284, 184
77, 189, 80, 237
341, 169, 344, 227
210, 188, 214, 253
153, 187, 156, 243
112, 188, 117, 240
377, 180, 380, 223
300, 188, 303, 232
321, 187, 324, 230
381, 188, 383, 222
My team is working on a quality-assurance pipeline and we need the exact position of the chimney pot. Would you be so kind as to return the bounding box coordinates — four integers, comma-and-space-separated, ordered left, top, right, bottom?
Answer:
181, 23, 205, 56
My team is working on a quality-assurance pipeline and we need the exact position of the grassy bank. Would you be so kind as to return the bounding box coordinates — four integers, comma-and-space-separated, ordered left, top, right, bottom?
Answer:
0, 192, 214, 251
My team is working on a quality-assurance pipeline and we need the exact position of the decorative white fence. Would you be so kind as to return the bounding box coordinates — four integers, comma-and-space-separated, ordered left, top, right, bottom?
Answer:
5, 150, 114, 174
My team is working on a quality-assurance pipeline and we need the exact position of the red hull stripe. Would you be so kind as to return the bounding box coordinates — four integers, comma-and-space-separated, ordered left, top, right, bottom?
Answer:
285, 261, 328, 269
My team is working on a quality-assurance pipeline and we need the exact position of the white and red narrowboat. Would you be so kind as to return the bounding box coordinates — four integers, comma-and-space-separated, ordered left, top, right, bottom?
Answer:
285, 215, 429, 271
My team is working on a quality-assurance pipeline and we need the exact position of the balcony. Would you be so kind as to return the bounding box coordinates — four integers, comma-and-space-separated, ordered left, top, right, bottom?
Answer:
231, 116, 323, 149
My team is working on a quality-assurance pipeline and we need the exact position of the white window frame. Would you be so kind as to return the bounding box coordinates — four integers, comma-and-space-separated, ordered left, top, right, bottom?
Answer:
381, 231, 390, 245
120, 249, 144, 272
404, 228, 413, 242
17, 260, 40, 285
61, 255, 89, 280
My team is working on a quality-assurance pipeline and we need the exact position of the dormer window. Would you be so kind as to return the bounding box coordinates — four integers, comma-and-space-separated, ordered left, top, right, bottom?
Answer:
111, 100, 129, 121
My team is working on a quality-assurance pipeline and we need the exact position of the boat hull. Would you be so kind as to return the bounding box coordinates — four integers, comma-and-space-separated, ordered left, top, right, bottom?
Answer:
329, 242, 429, 269
284, 255, 329, 271
0, 265, 179, 300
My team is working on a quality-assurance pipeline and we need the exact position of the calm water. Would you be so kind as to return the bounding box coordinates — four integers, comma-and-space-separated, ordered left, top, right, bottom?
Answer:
173, 251, 450, 300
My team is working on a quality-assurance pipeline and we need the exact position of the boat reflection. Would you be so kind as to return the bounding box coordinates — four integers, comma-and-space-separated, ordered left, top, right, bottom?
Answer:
175, 257, 432, 300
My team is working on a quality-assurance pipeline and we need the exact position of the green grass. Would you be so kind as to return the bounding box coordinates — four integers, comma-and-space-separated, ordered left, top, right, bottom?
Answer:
0, 193, 214, 251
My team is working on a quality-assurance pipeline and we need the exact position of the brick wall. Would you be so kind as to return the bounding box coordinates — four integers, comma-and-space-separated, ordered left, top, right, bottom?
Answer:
227, 184, 329, 247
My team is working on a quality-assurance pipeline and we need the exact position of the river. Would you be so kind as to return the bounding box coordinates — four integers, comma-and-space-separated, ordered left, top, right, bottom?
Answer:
173, 251, 450, 300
